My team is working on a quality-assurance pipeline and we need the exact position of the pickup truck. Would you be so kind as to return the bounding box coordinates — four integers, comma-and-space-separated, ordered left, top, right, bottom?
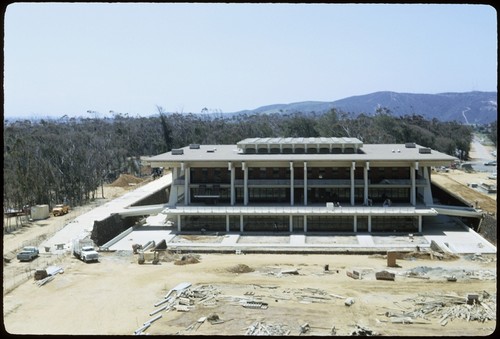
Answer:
52, 204, 70, 217
17, 246, 39, 262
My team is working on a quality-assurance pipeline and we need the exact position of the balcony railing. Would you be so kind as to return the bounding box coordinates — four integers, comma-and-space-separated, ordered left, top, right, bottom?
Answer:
174, 178, 428, 187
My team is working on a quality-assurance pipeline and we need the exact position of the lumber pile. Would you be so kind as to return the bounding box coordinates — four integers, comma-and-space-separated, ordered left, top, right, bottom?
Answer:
245, 321, 290, 335
392, 291, 497, 326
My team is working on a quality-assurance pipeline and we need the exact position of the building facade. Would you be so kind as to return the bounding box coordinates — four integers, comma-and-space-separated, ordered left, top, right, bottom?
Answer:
148, 137, 458, 233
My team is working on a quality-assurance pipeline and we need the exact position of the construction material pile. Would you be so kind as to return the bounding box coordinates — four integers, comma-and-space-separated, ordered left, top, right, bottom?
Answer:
388, 291, 496, 326
245, 321, 290, 335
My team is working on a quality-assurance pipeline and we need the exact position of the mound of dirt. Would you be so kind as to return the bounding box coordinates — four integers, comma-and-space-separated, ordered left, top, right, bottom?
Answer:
174, 254, 200, 265
109, 174, 144, 187
226, 264, 254, 273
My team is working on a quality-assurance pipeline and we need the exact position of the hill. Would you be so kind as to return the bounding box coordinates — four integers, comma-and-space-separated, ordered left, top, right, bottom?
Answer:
231, 91, 497, 124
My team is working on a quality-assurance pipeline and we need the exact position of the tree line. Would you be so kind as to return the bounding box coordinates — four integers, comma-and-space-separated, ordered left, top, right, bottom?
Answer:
3, 108, 478, 211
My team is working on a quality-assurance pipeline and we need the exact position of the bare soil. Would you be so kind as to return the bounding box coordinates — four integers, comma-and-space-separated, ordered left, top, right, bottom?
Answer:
3, 171, 497, 336
2, 250, 496, 336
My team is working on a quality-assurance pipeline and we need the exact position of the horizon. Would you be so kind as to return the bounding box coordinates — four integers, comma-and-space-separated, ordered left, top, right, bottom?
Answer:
3, 89, 497, 122
3, 3, 497, 119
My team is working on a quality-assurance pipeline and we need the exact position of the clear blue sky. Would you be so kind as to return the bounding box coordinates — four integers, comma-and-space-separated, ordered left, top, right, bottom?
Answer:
3, 3, 497, 119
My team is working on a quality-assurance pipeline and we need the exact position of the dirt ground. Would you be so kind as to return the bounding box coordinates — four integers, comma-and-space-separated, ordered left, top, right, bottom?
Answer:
3, 160, 497, 336
2, 249, 496, 336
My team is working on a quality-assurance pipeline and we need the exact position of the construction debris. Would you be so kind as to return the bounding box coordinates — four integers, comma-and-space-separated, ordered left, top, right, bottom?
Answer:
207, 313, 225, 325
34, 266, 64, 287
245, 321, 290, 336
240, 300, 269, 309
395, 291, 496, 326
346, 269, 361, 279
375, 270, 395, 281
344, 297, 355, 306
350, 324, 377, 336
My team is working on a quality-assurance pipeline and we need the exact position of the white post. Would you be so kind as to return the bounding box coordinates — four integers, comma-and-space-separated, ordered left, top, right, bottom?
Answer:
289, 215, 293, 233
368, 215, 372, 233
422, 166, 433, 205
290, 162, 294, 206
364, 162, 369, 205
230, 163, 235, 205
303, 215, 307, 233
184, 165, 190, 205
418, 215, 422, 233
410, 163, 416, 206
226, 214, 230, 232
243, 162, 248, 206
177, 215, 181, 232
240, 214, 244, 232
350, 162, 355, 206
169, 167, 179, 205
303, 162, 308, 206
353, 215, 357, 233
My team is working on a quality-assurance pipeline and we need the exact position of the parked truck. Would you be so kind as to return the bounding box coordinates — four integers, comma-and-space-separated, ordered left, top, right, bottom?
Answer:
72, 239, 99, 263
17, 246, 39, 262
52, 204, 70, 217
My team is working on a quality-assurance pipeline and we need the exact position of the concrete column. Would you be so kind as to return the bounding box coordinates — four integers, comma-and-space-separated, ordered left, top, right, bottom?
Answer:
410, 164, 416, 206
303, 162, 308, 206
230, 163, 235, 205
177, 215, 181, 232
289, 215, 293, 233
303, 215, 307, 233
290, 162, 294, 206
226, 215, 230, 232
364, 162, 369, 204
421, 166, 433, 205
243, 162, 248, 206
353, 215, 357, 233
240, 214, 244, 232
350, 162, 355, 206
368, 215, 372, 233
169, 167, 179, 205
184, 165, 190, 205
418, 215, 422, 233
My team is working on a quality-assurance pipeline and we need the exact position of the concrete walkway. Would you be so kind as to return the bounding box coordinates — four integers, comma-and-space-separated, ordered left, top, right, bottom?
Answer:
40, 173, 172, 251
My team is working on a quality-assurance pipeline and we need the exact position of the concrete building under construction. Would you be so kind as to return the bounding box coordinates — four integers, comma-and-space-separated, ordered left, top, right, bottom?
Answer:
147, 137, 479, 234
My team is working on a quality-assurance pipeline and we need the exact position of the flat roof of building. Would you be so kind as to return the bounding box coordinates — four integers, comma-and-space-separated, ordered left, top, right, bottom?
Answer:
237, 137, 363, 149
146, 142, 457, 165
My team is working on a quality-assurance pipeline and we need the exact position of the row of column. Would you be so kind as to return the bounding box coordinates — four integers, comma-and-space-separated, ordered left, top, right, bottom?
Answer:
176, 214, 423, 233
179, 161, 421, 207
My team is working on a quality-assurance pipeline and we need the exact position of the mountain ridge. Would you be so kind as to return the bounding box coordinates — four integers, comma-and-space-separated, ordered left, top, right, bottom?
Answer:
230, 91, 497, 124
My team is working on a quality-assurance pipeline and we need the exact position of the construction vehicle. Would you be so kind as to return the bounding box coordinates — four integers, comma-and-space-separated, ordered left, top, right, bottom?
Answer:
72, 238, 99, 263
52, 204, 69, 217
138, 250, 160, 265
135, 239, 167, 265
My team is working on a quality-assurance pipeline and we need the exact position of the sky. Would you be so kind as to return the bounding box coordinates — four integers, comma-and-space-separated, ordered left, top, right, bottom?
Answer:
3, 3, 498, 119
